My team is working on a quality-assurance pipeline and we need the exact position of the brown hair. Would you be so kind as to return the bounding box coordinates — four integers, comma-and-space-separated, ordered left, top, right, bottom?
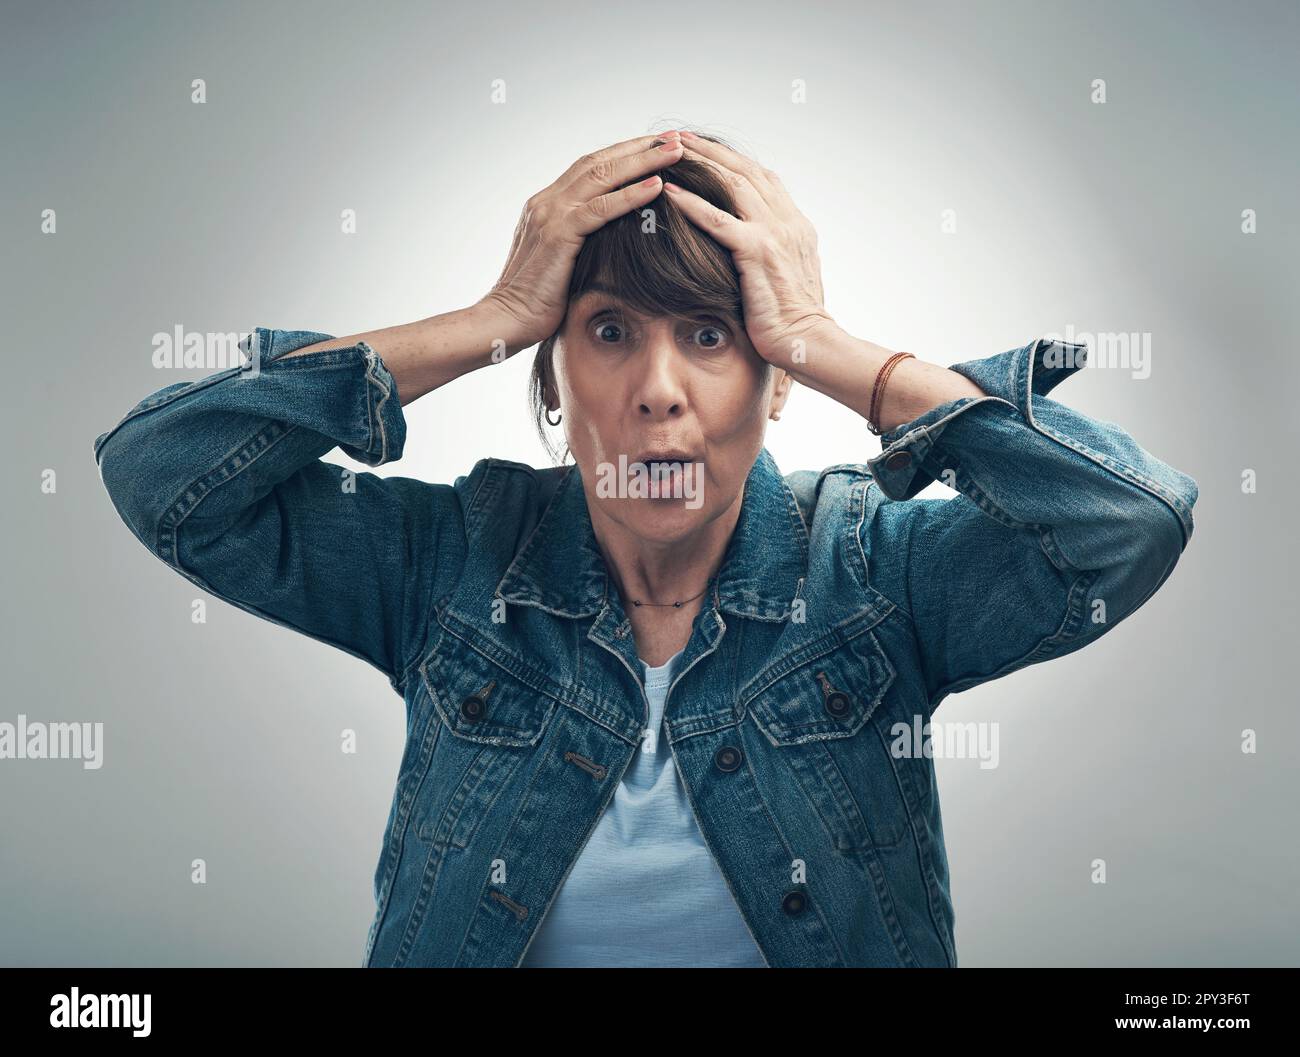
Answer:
528, 131, 769, 465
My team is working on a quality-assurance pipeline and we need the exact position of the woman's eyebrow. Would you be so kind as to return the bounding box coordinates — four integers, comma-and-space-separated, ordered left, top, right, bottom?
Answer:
575, 282, 633, 311
574, 285, 631, 313
578, 297, 635, 323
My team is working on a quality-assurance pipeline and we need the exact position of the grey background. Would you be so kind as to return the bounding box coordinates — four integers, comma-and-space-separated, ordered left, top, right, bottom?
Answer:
2, 0, 1296, 966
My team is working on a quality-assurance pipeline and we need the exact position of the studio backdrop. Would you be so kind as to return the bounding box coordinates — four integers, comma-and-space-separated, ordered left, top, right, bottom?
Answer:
2, 0, 1296, 967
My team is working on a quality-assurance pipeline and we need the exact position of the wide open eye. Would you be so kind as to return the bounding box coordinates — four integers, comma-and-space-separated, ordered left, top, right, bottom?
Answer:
592, 318, 627, 344
688, 322, 731, 351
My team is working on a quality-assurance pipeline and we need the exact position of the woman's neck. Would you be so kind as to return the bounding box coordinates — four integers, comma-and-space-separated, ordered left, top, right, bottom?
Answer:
587, 485, 745, 667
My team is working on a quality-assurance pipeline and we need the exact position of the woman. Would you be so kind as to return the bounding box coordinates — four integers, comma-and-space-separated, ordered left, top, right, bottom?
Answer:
94, 129, 1198, 968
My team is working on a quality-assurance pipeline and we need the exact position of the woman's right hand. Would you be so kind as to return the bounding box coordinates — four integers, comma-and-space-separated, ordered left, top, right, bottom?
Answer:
477, 131, 685, 356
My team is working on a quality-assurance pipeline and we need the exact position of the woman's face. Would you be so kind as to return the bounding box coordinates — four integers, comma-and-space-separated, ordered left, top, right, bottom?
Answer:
551, 287, 792, 545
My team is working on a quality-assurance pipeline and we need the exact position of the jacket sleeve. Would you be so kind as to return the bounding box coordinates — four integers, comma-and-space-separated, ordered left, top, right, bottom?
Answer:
861, 336, 1198, 714
93, 327, 478, 693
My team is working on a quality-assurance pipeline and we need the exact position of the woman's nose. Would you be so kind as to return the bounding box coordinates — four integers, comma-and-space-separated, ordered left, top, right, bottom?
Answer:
633, 337, 688, 418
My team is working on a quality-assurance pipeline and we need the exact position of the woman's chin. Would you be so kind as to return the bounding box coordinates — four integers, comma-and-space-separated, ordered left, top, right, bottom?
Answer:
622, 497, 709, 537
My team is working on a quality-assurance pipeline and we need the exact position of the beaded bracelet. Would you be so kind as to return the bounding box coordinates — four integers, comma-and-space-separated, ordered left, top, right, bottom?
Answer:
867, 351, 915, 435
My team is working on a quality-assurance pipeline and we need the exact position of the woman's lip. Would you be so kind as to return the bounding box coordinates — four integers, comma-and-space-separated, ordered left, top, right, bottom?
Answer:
645, 462, 688, 499
634, 453, 699, 465
603, 455, 705, 503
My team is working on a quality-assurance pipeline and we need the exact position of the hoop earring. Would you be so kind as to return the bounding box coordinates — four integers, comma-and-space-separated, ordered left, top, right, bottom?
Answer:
545, 408, 562, 426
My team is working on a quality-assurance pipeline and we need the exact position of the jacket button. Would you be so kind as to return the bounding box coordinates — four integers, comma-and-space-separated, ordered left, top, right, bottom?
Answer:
824, 691, 851, 719
460, 695, 486, 722
714, 745, 743, 772
782, 890, 807, 916
883, 450, 912, 471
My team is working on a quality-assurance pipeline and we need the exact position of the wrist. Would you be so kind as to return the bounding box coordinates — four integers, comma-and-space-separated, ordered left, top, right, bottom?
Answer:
765, 313, 843, 372
781, 320, 868, 385
470, 294, 545, 359
782, 325, 902, 423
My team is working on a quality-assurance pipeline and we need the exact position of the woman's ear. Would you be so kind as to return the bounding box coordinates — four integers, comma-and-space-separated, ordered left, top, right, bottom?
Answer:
769, 367, 794, 421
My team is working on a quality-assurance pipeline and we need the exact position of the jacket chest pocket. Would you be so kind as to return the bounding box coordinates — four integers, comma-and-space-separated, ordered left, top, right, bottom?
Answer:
413, 639, 560, 850
745, 630, 911, 852
419, 637, 559, 748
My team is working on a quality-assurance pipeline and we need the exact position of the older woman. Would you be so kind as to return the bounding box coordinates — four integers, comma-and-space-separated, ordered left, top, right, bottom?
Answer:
94, 129, 1197, 967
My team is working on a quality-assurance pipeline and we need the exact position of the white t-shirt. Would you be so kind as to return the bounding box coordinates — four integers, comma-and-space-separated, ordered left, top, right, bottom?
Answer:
521, 646, 767, 967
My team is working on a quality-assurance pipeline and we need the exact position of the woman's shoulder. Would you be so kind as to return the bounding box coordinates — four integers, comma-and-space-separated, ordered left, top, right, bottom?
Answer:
450, 455, 566, 487
782, 461, 874, 527
448, 456, 570, 529
464, 456, 569, 492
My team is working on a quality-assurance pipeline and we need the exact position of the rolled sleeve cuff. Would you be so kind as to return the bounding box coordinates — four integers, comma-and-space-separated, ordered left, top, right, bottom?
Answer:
250, 327, 406, 466
867, 336, 1088, 500
94, 326, 406, 469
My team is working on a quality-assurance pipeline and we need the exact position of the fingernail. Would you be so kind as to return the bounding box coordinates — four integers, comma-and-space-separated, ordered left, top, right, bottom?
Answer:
679, 130, 698, 139
659, 139, 682, 152
663, 182, 681, 194
641, 175, 661, 187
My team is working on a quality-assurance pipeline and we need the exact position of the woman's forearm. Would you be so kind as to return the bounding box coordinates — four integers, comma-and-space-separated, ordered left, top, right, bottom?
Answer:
782, 323, 987, 434
280, 300, 522, 407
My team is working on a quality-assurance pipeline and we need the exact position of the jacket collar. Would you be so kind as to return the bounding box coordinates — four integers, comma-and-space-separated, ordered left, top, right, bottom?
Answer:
495, 447, 809, 623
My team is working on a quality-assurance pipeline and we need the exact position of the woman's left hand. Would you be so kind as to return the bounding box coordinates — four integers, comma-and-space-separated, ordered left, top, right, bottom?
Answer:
663, 134, 836, 366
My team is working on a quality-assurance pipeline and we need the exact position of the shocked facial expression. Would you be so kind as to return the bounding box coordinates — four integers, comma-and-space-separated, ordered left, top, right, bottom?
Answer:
549, 287, 791, 544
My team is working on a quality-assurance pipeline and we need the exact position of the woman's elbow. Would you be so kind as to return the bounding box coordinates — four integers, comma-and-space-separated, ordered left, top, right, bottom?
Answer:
95, 421, 169, 558
1097, 480, 1196, 623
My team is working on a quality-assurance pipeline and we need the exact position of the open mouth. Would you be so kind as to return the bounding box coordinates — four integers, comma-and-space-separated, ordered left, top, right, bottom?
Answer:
644, 461, 685, 498
631, 452, 699, 500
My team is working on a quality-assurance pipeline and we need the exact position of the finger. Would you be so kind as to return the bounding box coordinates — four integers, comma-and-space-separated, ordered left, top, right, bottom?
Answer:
659, 181, 752, 254
677, 132, 780, 205
563, 136, 684, 203
678, 144, 769, 222
568, 173, 669, 237
759, 166, 798, 211
555, 131, 680, 190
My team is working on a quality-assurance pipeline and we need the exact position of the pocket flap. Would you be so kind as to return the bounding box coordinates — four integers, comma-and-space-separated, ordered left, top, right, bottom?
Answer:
745, 630, 896, 745
419, 635, 560, 748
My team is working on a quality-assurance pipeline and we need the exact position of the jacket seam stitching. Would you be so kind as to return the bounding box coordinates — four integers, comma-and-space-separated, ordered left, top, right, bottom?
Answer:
165, 420, 404, 685
393, 466, 482, 690
155, 421, 292, 559
1019, 339, 1193, 545
366, 702, 443, 966
926, 567, 1097, 709
95, 369, 246, 464
359, 342, 391, 463
851, 478, 915, 624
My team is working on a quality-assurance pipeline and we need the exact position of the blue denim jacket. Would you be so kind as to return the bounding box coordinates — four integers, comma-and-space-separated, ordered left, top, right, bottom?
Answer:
93, 327, 1198, 967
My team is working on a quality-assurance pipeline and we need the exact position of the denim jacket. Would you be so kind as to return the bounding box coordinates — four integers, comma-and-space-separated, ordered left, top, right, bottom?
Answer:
93, 327, 1198, 967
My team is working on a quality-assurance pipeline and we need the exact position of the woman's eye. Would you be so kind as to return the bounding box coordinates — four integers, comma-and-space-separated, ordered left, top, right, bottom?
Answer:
593, 321, 625, 344
691, 325, 729, 350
